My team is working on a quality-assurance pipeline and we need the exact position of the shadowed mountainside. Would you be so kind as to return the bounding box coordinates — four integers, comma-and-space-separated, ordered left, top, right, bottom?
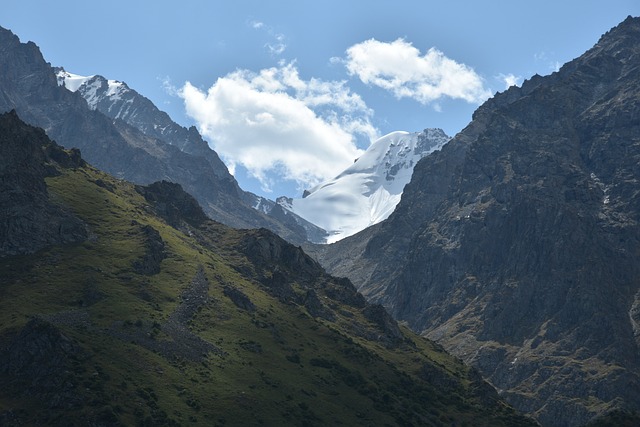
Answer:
316, 16, 640, 427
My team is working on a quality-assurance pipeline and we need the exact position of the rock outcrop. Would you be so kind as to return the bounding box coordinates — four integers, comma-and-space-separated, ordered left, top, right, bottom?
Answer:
0, 110, 86, 256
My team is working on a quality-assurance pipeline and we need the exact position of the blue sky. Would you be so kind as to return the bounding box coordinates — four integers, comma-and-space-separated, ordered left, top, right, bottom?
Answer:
3, 1, 638, 198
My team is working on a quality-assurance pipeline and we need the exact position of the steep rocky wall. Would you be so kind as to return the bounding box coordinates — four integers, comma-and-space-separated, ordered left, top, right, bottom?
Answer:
319, 16, 640, 427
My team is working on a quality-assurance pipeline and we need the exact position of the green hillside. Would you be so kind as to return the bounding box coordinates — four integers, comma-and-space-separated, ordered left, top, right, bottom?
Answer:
0, 112, 536, 426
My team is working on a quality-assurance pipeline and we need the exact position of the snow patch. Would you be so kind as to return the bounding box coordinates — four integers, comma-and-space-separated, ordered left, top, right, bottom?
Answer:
57, 69, 130, 110
106, 79, 127, 100
56, 69, 94, 92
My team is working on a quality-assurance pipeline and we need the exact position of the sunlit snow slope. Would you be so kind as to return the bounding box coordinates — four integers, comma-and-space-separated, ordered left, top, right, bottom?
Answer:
282, 129, 450, 243
56, 69, 129, 112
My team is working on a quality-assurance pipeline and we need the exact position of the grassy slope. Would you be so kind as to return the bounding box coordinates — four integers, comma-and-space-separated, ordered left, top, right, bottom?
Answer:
0, 163, 536, 427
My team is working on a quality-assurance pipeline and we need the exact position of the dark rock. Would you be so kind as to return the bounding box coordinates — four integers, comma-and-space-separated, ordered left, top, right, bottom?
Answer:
259, 267, 299, 304
93, 178, 115, 192
362, 304, 404, 346
0, 110, 87, 256
132, 224, 166, 275
323, 277, 366, 309
223, 285, 256, 312
137, 180, 208, 228
303, 289, 335, 321
0, 318, 85, 409
240, 229, 321, 279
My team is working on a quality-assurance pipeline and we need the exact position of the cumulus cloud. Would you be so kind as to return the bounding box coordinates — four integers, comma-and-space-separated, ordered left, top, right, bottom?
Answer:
179, 62, 377, 192
343, 38, 491, 105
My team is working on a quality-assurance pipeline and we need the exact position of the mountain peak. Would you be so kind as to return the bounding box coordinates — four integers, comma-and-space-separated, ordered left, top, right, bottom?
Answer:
56, 68, 131, 112
280, 129, 450, 243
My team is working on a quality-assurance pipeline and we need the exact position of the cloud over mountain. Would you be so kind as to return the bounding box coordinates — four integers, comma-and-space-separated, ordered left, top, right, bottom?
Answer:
179, 62, 376, 192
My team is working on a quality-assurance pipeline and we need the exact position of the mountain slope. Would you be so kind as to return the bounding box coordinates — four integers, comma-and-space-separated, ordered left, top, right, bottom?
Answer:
54, 69, 236, 178
0, 26, 323, 244
281, 129, 449, 243
0, 110, 536, 427
55, 68, 328, 244
318, 16, 640, 427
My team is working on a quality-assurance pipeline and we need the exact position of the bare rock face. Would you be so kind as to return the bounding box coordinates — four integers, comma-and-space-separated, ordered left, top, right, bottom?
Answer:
136, 180, 209, 229
0, 110, 87, 256
320, 16, 640, 427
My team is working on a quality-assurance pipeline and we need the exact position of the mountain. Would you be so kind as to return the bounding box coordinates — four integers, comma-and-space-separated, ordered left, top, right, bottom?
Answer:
0, 110, 537, 427
54, 68, 327, 244
278, 129, 449, 243
0, 26, 325, 244
316, 16, 640, 427
54, 69, 231, 171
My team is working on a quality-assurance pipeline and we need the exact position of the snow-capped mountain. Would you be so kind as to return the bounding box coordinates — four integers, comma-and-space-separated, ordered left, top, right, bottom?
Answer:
56, 70, 128, 111
56, 69, 204, 155
280, 129, 450, 243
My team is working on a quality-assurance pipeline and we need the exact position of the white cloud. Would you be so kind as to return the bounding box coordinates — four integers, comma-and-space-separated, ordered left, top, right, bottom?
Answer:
266, 34, 286, 56
499, 73, 522, 89
250, 20, 287, 57
343, 38, 491, 105
179, 62, 377, 192
160, 76, 177, 96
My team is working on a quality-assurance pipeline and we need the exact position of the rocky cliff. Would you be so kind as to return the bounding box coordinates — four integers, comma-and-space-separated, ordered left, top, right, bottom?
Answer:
318, 16, 640, 427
